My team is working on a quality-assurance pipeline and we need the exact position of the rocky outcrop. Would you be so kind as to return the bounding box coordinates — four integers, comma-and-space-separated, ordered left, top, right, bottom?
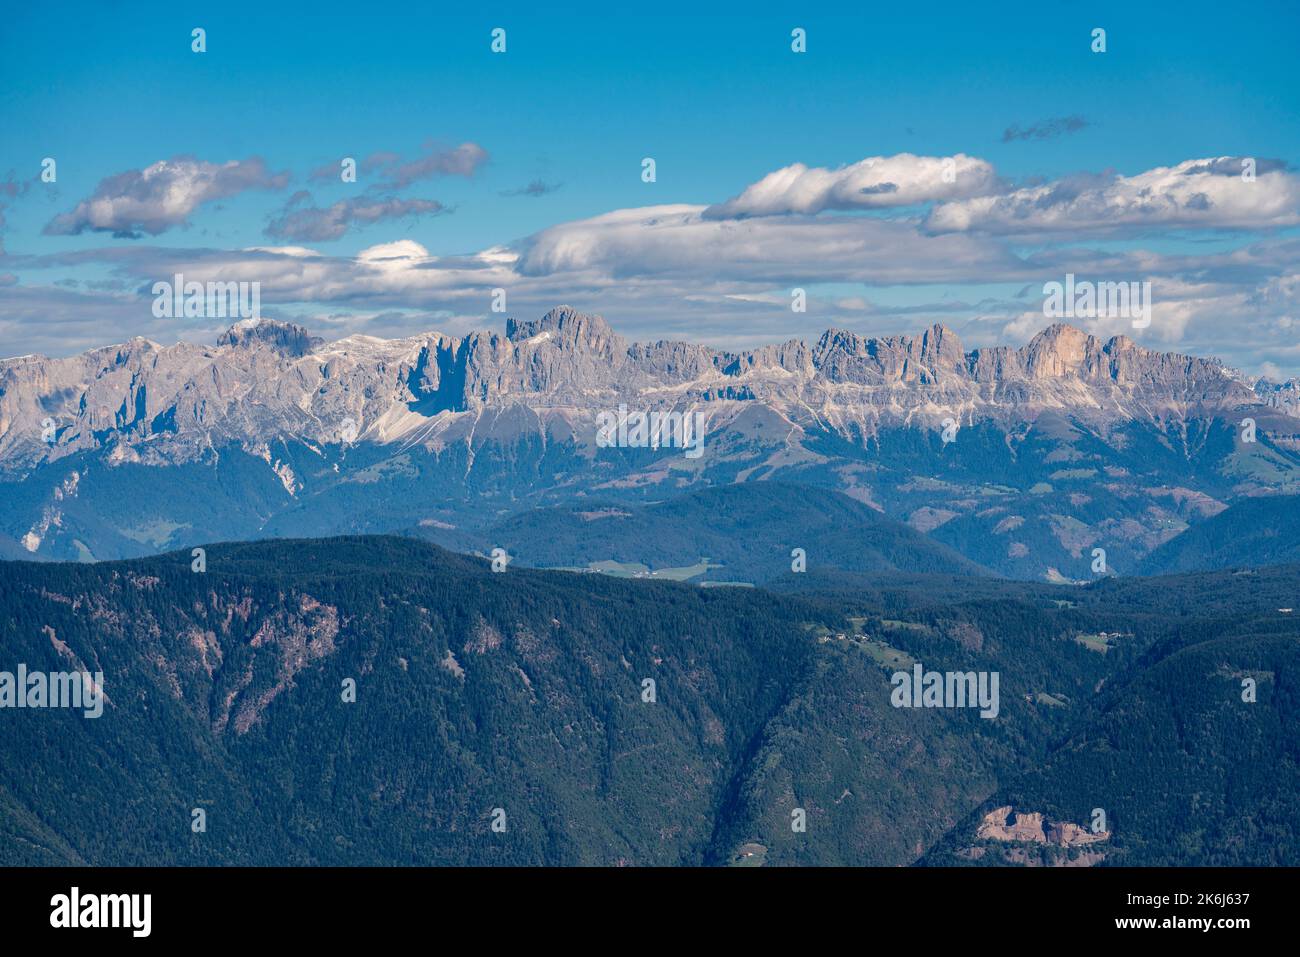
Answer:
976, 805, 1109, 847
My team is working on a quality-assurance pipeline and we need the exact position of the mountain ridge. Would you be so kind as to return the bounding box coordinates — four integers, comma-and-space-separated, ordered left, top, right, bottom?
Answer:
5, 306, 1300, 577
0, 306, 1271, 472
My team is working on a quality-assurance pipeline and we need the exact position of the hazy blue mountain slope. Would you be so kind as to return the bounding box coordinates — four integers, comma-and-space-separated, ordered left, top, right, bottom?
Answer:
1142, 494, 1300, 574
415, 482, 990, 583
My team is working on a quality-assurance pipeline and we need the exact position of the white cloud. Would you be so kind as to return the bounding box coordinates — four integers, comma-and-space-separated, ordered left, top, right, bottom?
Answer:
705, 153, 998, 218
356, 240, 434, 269
362, 142, 489, 189
515, 203, 1022, 284
927, 157, 1300, 234
10, 152, 1300, 374
45, 157, 290, 237
265, 193, 448, 241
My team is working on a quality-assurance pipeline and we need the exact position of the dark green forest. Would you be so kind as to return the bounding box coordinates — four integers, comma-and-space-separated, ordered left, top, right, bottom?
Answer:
1, 536, 1296, 866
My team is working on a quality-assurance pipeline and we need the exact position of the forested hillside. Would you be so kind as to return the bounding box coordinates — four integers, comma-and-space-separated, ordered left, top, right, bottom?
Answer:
1142, 494, 1300, 575
1, 538, 1295, 865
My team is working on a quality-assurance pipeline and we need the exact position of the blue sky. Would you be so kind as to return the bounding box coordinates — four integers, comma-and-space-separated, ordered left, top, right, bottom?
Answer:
2, 0, 1299, 372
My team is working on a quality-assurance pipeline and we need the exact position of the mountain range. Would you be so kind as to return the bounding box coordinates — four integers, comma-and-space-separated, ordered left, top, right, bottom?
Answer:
5, 309, 1299, 867
5, 307, 1300, 579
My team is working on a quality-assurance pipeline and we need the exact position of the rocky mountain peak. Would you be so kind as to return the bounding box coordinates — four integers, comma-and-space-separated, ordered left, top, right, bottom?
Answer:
1021, 323, 1095, 378
917, 323, 965, 362
506, 306, 615, 345
217, 318, 321, 357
